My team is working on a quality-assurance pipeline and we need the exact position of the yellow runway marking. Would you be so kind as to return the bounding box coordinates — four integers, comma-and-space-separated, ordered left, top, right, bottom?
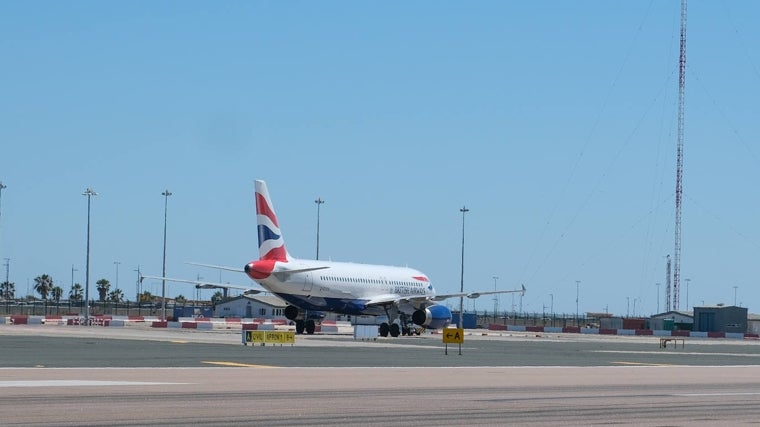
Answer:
201, 361, 278, 368
612, 361, 675, 367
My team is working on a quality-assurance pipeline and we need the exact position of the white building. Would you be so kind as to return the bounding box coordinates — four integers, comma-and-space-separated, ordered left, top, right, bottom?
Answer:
215, 294, 287, 319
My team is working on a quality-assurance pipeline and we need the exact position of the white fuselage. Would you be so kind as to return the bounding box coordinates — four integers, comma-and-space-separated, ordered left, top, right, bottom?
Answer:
253, 259, 436, 315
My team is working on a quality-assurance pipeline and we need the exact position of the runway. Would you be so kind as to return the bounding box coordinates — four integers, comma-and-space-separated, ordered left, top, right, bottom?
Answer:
2, 326, 760, 425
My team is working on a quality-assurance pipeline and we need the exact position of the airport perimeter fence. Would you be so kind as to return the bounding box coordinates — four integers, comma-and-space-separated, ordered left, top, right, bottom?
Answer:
475, 311, 594, 329
0, 300, 212, 319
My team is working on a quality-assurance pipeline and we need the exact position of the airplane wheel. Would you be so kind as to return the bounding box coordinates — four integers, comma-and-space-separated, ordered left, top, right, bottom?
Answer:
295, 320, 305, 334
389, 323, 400, 337
305, 319, 316, 335
379, 323, 389, 337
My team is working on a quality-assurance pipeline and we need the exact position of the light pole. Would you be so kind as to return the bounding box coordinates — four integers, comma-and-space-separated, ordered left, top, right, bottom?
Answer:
575, 280, 580, 324
733, 286, 738, 306
2, 258, 9, 299
134, 266, 140, 303
0, 182, 6, 260
656, 283, 661, 314
114, 261, 121, 291
626, 296, 630, 317
549, 293, 554, 315
83, 188, 97, 324
685, 278, 691, 310
315, 197, 324, 260
492, 276, 498, 317
161, 189, 172, 321
71, 265, 77, 296
458, 206, 469, 329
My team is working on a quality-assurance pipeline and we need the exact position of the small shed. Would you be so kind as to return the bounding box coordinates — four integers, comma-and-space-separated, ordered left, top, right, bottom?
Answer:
693, 305, 747, 333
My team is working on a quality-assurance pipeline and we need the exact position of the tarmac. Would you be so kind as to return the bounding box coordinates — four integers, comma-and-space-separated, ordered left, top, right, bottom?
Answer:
2, 325, 760, 425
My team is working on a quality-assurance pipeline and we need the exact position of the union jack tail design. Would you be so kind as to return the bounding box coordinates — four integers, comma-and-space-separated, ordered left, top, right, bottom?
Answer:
254, 180, 290, 261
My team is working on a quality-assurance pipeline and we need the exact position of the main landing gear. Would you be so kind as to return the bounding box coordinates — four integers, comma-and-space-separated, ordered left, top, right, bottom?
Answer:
285, 305, 318, 335
378, 311, 421, 337
294, 319, 317, 335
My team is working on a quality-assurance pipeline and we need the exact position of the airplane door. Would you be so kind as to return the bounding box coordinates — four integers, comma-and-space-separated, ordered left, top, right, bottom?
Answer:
302, 272, 313, 292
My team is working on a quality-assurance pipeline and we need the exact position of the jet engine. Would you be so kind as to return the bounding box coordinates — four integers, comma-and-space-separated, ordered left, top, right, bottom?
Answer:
411, 304, 452, 329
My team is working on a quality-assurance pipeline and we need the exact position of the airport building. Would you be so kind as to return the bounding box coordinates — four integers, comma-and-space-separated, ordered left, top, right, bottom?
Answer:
693, 305, 748, 334
649, 311, 694, 331
215, 294, 288, 319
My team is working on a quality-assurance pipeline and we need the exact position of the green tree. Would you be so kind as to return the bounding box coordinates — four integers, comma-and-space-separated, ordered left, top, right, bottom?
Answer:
0, 281, 14, 300
33, 274, 53, 300
108, 288, 124, 303
69, 283, 83, 301
175, 294, 187, 304
212, 291, 223, 303
96, 279, 110, 302
139, 290, 154, 304
51, 286, 63, 303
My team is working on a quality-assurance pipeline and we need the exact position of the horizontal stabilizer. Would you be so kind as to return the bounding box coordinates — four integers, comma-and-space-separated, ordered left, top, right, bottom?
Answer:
139, 274, 262, 294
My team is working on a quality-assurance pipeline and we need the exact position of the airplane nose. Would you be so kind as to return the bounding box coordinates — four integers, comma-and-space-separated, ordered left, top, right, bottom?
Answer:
244, 263, 252, 273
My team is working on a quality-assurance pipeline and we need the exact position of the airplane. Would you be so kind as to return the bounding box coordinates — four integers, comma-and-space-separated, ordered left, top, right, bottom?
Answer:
146, 179, 525, 337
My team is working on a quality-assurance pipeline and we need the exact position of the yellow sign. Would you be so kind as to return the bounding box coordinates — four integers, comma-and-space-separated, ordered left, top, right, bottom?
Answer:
244, 330, 296, 345
442, 327, 464, 344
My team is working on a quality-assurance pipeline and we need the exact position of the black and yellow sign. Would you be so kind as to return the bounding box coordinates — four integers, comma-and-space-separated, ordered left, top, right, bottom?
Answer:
442, 327, 464, 344
243, 330, 296, 345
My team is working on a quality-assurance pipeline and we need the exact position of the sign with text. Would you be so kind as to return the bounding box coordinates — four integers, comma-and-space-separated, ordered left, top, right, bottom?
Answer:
442, 327, 464, 344
243, 330, 296, 345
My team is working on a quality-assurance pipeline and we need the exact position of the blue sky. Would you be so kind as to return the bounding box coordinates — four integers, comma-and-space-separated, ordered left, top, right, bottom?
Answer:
1, 1, 759, 316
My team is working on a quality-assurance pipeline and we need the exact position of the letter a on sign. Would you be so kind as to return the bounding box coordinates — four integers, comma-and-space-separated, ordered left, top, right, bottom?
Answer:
442, 327, 464, 344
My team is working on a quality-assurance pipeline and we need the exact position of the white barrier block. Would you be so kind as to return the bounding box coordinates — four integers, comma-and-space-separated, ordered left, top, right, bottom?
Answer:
27, 317, 43, 325
197, 322, 213, 330
354, 324, 377, 340
167, 322, 182, 328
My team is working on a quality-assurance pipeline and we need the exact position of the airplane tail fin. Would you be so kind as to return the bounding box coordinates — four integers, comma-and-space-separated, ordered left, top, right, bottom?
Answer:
254, 180, 290, 261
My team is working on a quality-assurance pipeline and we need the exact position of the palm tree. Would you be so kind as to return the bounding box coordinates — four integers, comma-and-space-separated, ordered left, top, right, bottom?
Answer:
96, 279, 110, 302
108, 289, 124, 303
212, 291, 224, 303
0, 281, 14, 300
33, 274, 53, 300
69, 283, 83, 302
51, 286, 63, 303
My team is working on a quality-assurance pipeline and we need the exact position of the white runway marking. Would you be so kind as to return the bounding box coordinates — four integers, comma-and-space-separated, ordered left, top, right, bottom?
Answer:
0, 380, 191, 388
673, 392, 760, 397
592, 350, 760, 357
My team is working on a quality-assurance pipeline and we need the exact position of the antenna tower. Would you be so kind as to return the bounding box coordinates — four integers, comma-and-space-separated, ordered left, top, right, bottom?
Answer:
673, 0, 687, 310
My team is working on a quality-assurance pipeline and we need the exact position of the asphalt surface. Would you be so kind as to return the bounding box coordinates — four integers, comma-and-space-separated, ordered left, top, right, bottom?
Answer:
3, 326, 760, 426
2, 325, 760, 368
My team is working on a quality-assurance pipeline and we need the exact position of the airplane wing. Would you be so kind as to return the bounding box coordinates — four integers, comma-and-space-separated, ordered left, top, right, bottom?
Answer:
186, 262, 245, 273
431, 285, 526, 302
364, 294, 405, 306
139, 274, 264, 294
